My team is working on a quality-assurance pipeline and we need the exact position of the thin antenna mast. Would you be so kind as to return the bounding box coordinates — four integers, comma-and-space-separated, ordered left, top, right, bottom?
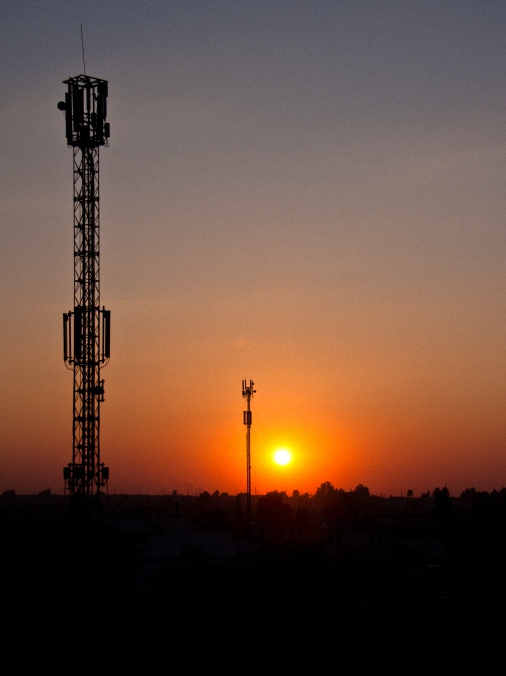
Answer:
80, 24, 86, 74
242, 379, 256, 527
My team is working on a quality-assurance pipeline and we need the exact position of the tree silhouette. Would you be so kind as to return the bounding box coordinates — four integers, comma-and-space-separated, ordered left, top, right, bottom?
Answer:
354, 484, 370, 500
433, 486, 453, 521
257, 491, 293, 537
314, 482, 335, 503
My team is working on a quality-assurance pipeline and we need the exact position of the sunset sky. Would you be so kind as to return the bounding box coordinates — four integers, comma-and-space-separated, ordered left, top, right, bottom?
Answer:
1, 0, 506, 496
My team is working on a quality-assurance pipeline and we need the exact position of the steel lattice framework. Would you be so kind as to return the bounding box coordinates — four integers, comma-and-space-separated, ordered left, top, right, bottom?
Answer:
60, 74, 111, 502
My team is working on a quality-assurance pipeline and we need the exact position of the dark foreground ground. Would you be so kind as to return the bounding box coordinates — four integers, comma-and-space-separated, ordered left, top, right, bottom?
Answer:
1, 493, 505, 671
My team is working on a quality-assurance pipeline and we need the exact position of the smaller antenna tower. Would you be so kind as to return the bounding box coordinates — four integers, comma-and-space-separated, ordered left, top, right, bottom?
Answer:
242, 379, 256, 525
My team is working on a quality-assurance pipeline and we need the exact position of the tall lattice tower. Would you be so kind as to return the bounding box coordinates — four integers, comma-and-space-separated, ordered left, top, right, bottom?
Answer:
59, 74, 111, 502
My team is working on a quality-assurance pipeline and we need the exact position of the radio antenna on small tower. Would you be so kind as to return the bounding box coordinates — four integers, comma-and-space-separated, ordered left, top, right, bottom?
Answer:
80, 24, 86, 74
242, 379, 256, 526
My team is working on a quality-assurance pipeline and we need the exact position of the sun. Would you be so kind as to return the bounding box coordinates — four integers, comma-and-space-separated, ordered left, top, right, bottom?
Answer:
274, 449, 291, 466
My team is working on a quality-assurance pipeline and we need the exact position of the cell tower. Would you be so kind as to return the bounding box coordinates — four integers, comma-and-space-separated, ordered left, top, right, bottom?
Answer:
58, 74, 111, 502
242, 379, 256, 524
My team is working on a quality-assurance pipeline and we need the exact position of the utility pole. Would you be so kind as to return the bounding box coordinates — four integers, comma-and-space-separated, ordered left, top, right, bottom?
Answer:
58, 74, 111, 503
242, 379, 256, 525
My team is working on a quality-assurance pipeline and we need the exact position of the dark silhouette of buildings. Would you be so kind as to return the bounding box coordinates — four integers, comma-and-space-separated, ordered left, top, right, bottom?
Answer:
2, 484, 505, 669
